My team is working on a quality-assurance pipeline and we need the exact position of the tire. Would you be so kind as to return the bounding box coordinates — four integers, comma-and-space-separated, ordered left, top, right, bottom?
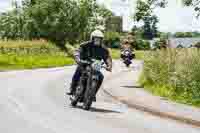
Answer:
83, 99, 92, 110
83, 87, 93, 110
83, 78, 97, 111
126, 64, 130, 67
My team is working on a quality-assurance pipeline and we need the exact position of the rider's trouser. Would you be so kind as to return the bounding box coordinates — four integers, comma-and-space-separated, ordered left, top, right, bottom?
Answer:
70, 66, 104, 95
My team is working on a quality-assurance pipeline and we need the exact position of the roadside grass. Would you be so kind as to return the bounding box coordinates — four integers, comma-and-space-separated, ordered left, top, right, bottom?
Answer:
110, 49, 120, 59
139, 48, 200, 107
135, 50, 145, 60
0, 54, 74, 70
0, 40, 74, 70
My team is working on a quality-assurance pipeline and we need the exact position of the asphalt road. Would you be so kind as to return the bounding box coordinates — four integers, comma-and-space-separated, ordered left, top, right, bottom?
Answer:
1, 60, 200, 133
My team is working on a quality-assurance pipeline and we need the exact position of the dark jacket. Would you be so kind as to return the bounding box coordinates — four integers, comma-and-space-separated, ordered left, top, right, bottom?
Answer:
74, 41, 112, 69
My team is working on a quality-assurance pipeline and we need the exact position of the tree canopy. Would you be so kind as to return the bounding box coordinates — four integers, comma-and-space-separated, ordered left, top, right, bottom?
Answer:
0, 0, 114, 50
182, 0, 200, 17
133, 0, 167, 40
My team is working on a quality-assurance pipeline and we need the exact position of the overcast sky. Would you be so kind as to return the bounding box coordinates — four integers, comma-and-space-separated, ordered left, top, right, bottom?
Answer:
1, 0, 200, 32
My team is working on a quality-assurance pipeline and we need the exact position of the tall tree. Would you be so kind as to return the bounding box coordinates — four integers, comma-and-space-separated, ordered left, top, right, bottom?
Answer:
142, 15, 158, 39
134, 0, 167, 22
0, 0, 114, 49
133, 0, 162, 40
0, 1, 24, 39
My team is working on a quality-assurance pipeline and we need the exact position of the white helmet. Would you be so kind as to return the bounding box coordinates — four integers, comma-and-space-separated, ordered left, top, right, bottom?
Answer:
90, 30, 104, 40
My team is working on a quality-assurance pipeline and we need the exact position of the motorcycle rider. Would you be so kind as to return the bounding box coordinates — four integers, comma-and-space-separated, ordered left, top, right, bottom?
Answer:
120, 39, 134, 60
67, 29, 112, 100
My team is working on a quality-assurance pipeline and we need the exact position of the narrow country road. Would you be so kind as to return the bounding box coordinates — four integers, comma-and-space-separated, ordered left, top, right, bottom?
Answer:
0, 60, 200, 133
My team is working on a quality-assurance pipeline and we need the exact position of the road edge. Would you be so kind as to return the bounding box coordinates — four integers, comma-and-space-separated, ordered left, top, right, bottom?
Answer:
103, 85, 200, 128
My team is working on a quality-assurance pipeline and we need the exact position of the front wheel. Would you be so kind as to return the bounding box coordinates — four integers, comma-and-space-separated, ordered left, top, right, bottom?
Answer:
83, 78, 98, 110
83, 99, 92, 110
126, 64, 130, 67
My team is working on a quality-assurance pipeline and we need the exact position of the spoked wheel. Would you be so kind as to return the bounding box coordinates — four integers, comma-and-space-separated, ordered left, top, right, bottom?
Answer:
83, 99, 92, 110
83, 79, 97, 111
82, 88, 93, 110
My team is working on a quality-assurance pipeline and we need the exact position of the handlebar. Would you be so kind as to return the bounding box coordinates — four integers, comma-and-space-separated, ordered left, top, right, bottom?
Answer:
79, 60, 92, 65
80, 59, 110, 71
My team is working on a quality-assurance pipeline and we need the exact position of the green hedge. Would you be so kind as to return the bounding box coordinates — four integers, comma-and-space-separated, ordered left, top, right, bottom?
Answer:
104, 31, 120, 48
135, 39, 151, 50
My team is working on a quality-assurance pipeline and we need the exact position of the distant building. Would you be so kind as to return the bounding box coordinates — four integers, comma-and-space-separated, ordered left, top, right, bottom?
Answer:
168, 38, 200, 48
105, 16, 123, 33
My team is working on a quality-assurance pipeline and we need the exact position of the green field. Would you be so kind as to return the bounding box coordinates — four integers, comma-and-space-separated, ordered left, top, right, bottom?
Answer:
0, 40, 145, 71
0, 40, 74, 70
0, 54, 74, 71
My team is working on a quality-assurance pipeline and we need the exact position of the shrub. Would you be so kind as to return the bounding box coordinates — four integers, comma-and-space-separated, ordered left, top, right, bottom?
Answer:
65, 43, 76, 57
193, 42, 200, 48
135, 39, 150, 50
104, 31, 120, 48
152, 38, 167, 49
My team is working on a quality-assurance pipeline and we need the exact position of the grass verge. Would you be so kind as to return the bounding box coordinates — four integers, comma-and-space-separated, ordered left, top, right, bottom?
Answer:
0, 40, 75, 70
0, 54, 74, 71
139, 48, 200, 107
110, 49, 120, 59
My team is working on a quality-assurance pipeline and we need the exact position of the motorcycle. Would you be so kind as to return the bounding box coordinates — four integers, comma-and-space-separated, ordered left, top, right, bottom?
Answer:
70, 59, 106, 110
121, 50, 134, 67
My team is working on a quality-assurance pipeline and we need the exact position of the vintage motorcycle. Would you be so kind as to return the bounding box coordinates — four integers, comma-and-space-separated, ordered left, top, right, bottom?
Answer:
121, 50, 134, 67
70, 59, 106, 110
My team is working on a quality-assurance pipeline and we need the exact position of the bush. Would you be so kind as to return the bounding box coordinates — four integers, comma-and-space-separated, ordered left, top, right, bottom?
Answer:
152, 38, 167, 49
193, 42, 200, 48
141, 48, 200, 106
65, 43, 76, 57
135, 39, 150, 50
104, 31, 120, 48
